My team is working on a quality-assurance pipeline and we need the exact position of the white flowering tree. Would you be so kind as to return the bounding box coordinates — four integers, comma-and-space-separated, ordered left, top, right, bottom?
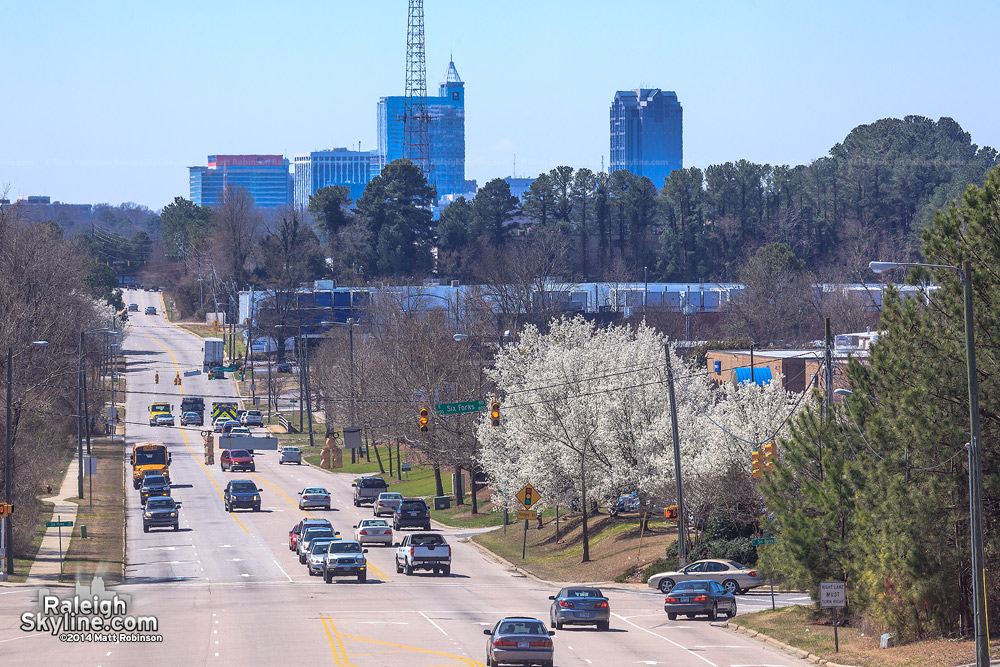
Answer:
477, 315, 808, 562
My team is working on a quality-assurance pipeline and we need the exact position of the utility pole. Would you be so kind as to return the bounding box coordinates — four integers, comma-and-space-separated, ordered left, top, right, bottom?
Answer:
77, 333, 84, 499
664, 343, 687, 567
824, 317, 833, 420
4, 347, 14, 578
749, 342, 755, 386
303, 330, 315, 448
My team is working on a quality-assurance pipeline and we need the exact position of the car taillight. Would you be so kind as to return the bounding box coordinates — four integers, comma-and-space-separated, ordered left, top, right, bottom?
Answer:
446, 546, 451, 558
493, 638, 518, 648
410, 547, 415, 557
692, 595, 707, 601
749, 571, 757, 578
665, 597, 676, 603
529, 638, 553, 648
558, 600, 575, 608
595, 600, 608, 608
359, 530, 368, 535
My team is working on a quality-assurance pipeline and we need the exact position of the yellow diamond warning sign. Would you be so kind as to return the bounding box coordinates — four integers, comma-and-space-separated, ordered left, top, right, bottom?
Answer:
516, 484, 541, 509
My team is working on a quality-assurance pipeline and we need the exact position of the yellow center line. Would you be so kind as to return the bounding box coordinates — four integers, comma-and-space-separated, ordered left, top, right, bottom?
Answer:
322, 615, 358, 667
145, 332, 250, 534
320, 614, 349, 667
365, 561, 391, 583
326, 625, 485, 667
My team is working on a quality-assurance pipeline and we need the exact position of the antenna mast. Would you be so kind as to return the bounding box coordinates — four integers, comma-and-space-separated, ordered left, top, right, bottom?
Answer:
403, 0, 430, 176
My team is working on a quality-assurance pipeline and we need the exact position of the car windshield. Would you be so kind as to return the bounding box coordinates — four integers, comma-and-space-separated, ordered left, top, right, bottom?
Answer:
304, 488, 327, 494
230, 482, 256, 493
146, 498, 174, 510
381, 493, 402, 500
283, 447, 299, 453
498, 621, 546, 635
411, 535, 444, 546
359, 478, 386, 488
134, 449, 166, 465
363, 520, 388, 527
310, 540, 334, 554
400, 501, 425, 510
560, 588, 603, 598
143, 476, 166, 486
230, 450, 250, 458
328, 542, 362, 554
304, 528, 334, 540
184, 412, 197, 417
672, 582, 710, 592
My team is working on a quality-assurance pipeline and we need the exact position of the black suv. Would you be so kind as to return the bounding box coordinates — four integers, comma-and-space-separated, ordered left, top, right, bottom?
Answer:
393, 498, 431, 531
224, 479, 262, 512
140, 474, 171, 506
143, 496, 180, 532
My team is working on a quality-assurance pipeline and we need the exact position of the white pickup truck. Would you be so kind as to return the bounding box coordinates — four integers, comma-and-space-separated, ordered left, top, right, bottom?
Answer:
395, 533, 451, 576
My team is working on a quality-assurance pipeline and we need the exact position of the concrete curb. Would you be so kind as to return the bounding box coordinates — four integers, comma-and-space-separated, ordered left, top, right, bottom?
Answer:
463, 533, 558, 588
722, 620, 859, 667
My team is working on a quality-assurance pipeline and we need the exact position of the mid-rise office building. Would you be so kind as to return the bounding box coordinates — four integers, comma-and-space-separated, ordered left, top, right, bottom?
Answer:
293, 148, 377, 209
378, 59, 466, 199
609, 89, 683, 187
189, 155, 292, 208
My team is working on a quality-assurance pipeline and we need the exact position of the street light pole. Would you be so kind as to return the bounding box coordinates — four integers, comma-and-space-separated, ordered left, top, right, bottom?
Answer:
871, 259, 987, 667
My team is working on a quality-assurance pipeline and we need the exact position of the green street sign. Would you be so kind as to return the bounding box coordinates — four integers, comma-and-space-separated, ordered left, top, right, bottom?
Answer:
46, 521, 74, 528
219, 365, 239, 372
751, 537, 777, 546
435, 399, 487, 415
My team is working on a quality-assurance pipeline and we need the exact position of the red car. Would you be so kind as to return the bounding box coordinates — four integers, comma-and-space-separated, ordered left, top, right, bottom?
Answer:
220, 449, 255, 473
288, 518, 333, 551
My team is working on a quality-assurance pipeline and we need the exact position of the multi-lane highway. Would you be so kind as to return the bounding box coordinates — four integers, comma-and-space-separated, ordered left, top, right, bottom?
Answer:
0, 292, 810, 666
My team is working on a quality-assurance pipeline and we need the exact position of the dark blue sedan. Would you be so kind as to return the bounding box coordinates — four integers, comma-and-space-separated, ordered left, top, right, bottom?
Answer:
663, 579, 737, 621
549, 587, 610, 630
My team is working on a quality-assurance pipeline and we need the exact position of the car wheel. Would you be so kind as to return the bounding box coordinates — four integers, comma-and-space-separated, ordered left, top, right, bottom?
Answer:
686, 613, 696, 618
708, 603, 718, 621
405, 564, 413, 576
250, 467, 255, 472
598, 620, 609, 631
396, 559, 403, 574
658, 578, 675, 593
325, 505, 330, 511
723, 579, 740, 595
358, 571, 366, 583
442, 565, 450, 577
298, 504, 303, 510
424, 523, 431, 531
667, 612, 677, 620
553, 617, 562, 630
727, 601, 737, 618
353, 498, 359, 507
393, 522, 399, 531
143, 524, 149, 533
324, 569, 332, 584
254, 505, 260, 512
433, 567, 439, 575
299, 554, 306, 564
278, 460, 283, 465
173, 523, 179, 531
485, 654, 493, 667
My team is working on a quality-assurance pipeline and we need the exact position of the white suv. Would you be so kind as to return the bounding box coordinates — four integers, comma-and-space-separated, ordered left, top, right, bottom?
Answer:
241, 410, 264, 427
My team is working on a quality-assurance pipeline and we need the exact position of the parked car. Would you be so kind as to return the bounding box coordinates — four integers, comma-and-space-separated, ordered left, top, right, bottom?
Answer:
279, 447, 302, 465
127, 303, 139, 312
145, 306, 157, 315
393, 498, 431, 531
395, 532, 450, 576
288, 518, 331, 551
180, 411, 203, 426
220, 449, 255, 473
483, 617, 554, 667
223, 479, 261, 512
305, 538, 339, 576
298, 487, 331, 510
143, 496, 180, 532
663, 579, 737, 621
275, 362, 292, 373
322, 540, 368, 583
549, 587, 610, 630
352, 475, 388, 506
139, 474, 171, 506
647, 558, 765, 594
298, 526, 338, 563
240, 410, 264, 427
354, 519, 393, 546
154, 413, 175, 427
373, 492, 403, 517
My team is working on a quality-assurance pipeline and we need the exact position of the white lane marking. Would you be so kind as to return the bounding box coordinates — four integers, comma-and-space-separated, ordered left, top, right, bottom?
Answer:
231, 558, 242, 562
567, 645, 574, 650
0, 634, 45, 644
107, 651, 112, 656
730, 665, 787, 667
241, 573, 251, 577
585, 660, 592, 665
419, 611, 448, 636
695, 645, 746, 648
272, 557, 293, 583
357, 621, 408, 624
612, 613, 717, 667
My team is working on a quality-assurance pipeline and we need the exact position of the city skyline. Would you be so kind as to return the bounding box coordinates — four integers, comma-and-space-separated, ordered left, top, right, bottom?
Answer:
2, 1, 997, 210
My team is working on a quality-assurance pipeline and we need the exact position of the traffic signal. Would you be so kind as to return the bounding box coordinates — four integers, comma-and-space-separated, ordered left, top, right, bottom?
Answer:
419, 407, 429, 433
763, 440, 777, 471
751, 448, 763, 478
664, 504, 678, 520
490, 401, 500, 427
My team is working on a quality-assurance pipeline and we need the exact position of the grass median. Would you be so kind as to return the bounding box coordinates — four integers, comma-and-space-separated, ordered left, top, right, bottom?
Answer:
62, 435, 125, 584
735, 604, 988, 667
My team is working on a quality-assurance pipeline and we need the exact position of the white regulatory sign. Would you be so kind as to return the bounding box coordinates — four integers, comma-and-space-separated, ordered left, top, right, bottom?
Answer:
819, 581, 846, 608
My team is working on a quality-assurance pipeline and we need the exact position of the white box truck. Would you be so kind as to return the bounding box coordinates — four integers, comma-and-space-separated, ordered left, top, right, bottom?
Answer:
203, 337, 224, 373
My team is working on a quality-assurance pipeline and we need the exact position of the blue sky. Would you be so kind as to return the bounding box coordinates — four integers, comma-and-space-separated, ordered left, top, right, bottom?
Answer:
1, 0, 997, 210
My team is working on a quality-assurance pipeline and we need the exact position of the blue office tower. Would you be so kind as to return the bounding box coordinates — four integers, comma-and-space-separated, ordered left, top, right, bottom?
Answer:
378, 59, 466, 199
610, 89, 683, 187
189, 155, 292, 208
293, 148, 377, 209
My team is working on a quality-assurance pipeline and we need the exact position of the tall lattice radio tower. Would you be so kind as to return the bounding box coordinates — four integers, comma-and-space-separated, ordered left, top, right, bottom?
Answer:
403, 0, 430, 176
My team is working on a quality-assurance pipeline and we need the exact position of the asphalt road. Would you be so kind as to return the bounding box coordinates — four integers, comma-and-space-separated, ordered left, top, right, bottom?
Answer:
0, 293, 810, 666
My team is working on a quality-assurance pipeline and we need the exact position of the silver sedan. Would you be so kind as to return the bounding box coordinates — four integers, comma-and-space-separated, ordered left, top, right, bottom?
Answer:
298, 487, 331, 510
354, 519, 393, 546
279, 446, 303, 464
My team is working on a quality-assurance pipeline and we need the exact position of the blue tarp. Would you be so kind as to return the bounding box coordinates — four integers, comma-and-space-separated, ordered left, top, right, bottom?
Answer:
734, 367, 773, 386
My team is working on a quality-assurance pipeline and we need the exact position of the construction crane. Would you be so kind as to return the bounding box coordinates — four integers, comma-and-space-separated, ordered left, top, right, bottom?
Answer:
403, 0, 430, 176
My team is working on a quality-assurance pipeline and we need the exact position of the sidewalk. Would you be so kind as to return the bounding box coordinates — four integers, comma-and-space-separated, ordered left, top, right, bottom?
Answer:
23, 452, 82, 586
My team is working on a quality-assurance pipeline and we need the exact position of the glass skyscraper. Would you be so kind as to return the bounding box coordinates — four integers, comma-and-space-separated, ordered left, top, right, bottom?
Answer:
378, 60, 466, 199
293, 148, 377, 209
609, 89, 683, 187
189, 155, 292, 208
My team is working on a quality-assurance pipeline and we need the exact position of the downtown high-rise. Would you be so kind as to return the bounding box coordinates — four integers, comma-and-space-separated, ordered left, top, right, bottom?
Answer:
610, 89, 683, 187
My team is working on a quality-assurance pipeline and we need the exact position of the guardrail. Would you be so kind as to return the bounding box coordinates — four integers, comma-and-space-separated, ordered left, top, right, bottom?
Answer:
278, 415, 295, 433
